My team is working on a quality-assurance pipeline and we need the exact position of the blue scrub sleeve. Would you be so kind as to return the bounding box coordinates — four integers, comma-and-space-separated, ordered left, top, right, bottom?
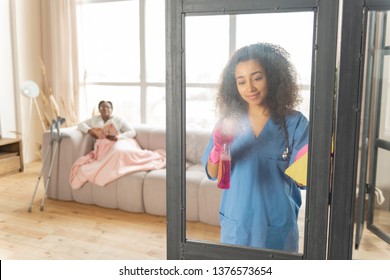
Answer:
288, 113, 309, 188
289, 114, 309, 165
201, 137, 218, 181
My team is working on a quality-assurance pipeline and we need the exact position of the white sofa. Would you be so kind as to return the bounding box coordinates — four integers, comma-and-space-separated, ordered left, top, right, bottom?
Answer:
42, 124, 222, 226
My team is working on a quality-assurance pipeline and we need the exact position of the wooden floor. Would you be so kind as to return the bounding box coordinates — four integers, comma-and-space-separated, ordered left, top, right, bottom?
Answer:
0, 161, 389, 260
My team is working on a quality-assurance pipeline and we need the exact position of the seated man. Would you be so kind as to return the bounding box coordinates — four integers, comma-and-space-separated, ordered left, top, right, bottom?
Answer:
77, 100, 136, 141
70, 100, 165, 189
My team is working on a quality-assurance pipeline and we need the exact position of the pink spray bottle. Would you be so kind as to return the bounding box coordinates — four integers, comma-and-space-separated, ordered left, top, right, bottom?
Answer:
217, 143, 231, 189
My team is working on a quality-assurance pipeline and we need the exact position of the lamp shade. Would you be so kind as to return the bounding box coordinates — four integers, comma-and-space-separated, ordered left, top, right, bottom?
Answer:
20, 80, 40, 98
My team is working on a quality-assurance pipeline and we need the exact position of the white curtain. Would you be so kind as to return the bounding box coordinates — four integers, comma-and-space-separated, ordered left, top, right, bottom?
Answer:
40, 0, 79, 127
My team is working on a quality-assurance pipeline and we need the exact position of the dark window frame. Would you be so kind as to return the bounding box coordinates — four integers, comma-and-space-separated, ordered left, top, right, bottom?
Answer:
166, 0, 339, 260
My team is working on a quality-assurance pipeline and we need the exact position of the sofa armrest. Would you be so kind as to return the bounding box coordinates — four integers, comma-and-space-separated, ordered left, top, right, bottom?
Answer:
42, 126, 94, 200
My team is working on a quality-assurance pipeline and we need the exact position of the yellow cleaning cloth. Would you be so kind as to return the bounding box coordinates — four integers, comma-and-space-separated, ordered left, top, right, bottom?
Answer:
285, 151, 308, 186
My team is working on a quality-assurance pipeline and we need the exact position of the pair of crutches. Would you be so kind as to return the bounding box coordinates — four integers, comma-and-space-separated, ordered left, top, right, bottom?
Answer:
28, 117, 65, 212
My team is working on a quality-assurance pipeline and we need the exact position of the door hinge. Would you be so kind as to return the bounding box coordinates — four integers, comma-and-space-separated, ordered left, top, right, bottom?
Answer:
365, 183, 371, 193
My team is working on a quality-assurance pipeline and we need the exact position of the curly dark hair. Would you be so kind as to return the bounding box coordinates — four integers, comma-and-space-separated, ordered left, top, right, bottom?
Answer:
216, 42, 300, 125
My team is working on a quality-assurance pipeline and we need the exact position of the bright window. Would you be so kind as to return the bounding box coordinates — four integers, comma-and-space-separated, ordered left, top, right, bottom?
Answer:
77, 2, 313, 129
185, 12, 314, 130
76, 0, 165, 125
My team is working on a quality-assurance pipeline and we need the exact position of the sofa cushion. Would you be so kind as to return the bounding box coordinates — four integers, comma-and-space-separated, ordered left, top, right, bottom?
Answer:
44, 127, 94, 201
92, 181, 118, 209
117, 171, 147, 213
72, 183, 94, 205
185, 128, 211, 165
143, 169, 167, 216
132, 124, 154, 149
184, 170, 205, 221
143, 169, 204, 222
187, 164, 205, 173
148, 128, 166, 151
198, 177, 222, 226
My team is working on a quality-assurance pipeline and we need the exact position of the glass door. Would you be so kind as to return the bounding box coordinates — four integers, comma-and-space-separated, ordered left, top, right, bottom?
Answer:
184, 11, 313, 255
166, 0, 338, 260
356, 9, 390, 249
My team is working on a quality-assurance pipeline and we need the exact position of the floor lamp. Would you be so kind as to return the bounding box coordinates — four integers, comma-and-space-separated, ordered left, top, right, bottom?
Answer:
20, 80, 45, 161
20, 80, 45, 129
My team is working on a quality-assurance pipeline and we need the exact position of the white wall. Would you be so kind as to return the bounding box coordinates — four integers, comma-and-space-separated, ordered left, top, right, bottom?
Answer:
0, 0, 17, 137
0, 0, 43, 163
15, 0, 43, 163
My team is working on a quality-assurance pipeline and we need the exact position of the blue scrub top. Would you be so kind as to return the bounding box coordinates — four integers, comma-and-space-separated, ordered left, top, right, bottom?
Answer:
202, 110, 309, 252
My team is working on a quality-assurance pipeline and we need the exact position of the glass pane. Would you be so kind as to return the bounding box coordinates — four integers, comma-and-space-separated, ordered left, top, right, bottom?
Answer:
145, 0, 165, 83
297, 88, 311, 120
385, 11, 390, 47
186, 87, 217, 131
236, 12, 314, 87
379, 55, 390, 141
77, 1, 140, 83
185, 12, 313, 254
185, 16, 230, 84
374, 148, 390, 237
355, 11, 390, 256
79, 85, 141, 124
371, 12, 390, 245
146, 86, 166, 127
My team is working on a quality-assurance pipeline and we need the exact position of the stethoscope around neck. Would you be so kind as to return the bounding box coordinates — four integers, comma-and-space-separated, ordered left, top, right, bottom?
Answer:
282, 146, 290, 161
281, 119, 290, 161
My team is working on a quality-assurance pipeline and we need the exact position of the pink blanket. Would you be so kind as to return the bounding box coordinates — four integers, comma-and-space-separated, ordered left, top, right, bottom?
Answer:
70, 138, 166, 189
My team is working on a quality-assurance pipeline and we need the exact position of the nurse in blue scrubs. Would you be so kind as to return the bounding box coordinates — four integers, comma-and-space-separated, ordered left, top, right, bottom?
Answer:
202, 43, 309, 252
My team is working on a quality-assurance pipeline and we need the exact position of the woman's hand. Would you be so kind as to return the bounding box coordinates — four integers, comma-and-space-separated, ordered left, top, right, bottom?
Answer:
213, 124, 234, 149
88, 128, 103, 139
209, 122, 234, 164
105, 134, 118, 141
